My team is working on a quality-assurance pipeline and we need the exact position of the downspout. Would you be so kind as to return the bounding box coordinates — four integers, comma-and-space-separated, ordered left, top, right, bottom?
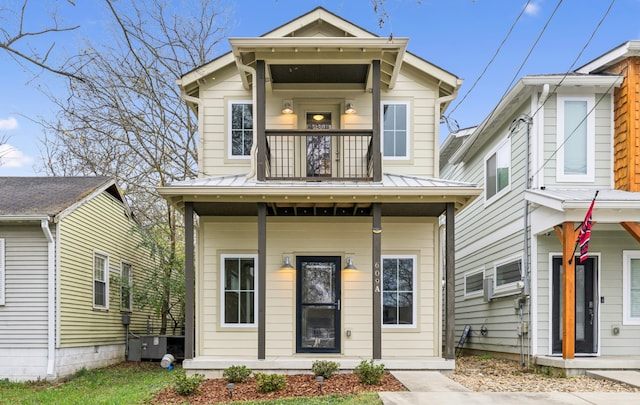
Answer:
41, 218, 55, 377
234, 58, 258, 179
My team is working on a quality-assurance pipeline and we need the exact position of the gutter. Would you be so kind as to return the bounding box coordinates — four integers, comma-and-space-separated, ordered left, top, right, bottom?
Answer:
41, 219, 56, 377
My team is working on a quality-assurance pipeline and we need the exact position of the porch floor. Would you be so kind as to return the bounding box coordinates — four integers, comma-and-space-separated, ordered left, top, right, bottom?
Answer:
183, 356, 454, 378
536, 355, 640, 376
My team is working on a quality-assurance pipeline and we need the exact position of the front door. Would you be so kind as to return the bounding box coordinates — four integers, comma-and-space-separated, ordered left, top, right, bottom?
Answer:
297, 103, 340, 178
552, 256, 598, 354
296, 256, 341, 353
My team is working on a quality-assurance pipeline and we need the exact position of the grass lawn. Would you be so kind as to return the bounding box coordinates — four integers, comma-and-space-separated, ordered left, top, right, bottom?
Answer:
0, 362, 382, 405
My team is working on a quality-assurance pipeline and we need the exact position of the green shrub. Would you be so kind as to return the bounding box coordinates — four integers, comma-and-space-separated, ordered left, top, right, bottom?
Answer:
173, 371, 205, 396
311, 360, 340, 379
255, 372, 286, 393
354, 359, 385, 385
223, 365, 252, 383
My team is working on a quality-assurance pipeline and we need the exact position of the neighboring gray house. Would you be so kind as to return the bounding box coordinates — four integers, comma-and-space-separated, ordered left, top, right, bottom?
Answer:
441, 41, 640, 374
0, 177, 155, 381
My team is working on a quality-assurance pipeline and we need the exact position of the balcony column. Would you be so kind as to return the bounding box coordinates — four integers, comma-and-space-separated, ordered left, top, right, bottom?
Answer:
256, 60, 266, 181
372, 60, 381, 182
372, 203, 382, 359
258, 203, 266, 359
445, 203, 455, 360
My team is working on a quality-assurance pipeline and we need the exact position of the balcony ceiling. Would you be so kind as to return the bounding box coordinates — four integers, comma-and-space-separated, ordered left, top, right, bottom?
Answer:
229, 37, 408, 90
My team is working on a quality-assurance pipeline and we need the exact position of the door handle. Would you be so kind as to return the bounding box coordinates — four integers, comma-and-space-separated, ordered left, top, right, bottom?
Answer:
589, 309, 594, 325
336, 299, 341, 311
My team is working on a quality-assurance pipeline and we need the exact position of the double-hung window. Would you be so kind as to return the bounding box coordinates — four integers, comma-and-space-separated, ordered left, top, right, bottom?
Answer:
121, 262, 132, 311
94, 252, 109, 309
382, 102, 409, 159
556, 95, 594, 182
464, 269, 484, 298
623, 251, 640, 325
221, 254, 257, 327
485, 138, 510, 202
382, 255, 416, 327
494, 256, 522, 292
229, 101, 253, 158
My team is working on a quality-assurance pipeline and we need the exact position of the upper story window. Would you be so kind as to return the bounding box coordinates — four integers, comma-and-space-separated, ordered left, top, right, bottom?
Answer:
382, 255, 417, 327
382, 102, 410, 159
556, 95, 594, 182
464, 268, 484, 298
121, 261, 132, 312
94, 252, 109, 309
221, 254, 257, 327
229, 101, 253, 158
494, 256, 522, 293
623, 251, 640, 325
485, 138, 510, 202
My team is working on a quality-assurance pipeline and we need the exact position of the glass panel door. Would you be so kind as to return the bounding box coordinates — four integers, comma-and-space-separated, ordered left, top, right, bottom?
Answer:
296, 256, 341, 353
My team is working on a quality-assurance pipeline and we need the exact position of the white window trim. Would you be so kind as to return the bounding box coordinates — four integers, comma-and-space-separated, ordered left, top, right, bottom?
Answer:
493, 255, 522, 295
623, 250, 640, 325
220, 253, 258, 328
556, 95, 595, 182
381, 254, 418, 329
227, 100, 253, 160
381, 101, 411, 160
0, 238, 5, 305
483, 136, 511, 205
120, 260, 133, 312
93, 250, 109, 310
464, 268, 485, 299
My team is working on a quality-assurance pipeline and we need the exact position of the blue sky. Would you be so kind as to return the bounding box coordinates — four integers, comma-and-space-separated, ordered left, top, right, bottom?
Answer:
2, 0, 640, 176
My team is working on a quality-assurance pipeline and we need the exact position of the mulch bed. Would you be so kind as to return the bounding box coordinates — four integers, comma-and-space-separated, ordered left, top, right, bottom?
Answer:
150, 372, 407, 404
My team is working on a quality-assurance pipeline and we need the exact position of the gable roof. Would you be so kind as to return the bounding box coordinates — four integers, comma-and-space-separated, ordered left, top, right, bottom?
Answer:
576, 40, 640, 74
178, 7, 460, 96
0, 177, 122, 219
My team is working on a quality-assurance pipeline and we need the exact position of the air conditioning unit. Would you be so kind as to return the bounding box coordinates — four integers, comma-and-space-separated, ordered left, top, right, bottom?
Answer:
483, 278, 494, 302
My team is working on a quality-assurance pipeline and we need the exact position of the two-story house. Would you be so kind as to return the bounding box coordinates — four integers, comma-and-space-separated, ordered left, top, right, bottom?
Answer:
0, 177, 156, 381
158, 7, 480, 376
441, 41, 640, 374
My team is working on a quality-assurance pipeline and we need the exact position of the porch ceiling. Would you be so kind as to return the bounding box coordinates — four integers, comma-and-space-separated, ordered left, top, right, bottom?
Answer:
229, 37, 408, 90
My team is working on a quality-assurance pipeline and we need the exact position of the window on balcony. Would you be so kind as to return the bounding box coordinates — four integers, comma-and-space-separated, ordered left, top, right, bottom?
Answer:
382, 102, 409, 159
229, 101, 253, 158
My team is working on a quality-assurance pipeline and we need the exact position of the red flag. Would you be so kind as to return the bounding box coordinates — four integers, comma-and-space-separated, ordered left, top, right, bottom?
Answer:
577, 197, 595, 263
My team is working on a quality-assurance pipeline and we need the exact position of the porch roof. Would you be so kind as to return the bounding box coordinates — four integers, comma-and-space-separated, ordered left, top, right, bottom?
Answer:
157, 173, 481, 217
525, 188, 640, 211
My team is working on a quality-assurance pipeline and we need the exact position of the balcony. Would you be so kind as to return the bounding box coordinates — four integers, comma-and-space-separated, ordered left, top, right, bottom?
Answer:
264, 130, 375, 181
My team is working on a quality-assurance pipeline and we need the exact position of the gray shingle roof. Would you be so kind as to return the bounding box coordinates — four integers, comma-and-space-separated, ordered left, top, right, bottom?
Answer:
0, 177, 115, 217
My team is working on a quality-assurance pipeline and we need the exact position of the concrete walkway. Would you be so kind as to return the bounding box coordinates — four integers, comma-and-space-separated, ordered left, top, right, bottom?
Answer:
379, 370, 640, 405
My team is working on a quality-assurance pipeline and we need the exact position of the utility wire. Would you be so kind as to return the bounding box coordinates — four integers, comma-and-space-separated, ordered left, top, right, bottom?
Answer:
447, 0, 532, 118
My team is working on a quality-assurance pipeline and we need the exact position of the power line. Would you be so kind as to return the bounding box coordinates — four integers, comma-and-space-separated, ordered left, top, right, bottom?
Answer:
447, 0, 533, 118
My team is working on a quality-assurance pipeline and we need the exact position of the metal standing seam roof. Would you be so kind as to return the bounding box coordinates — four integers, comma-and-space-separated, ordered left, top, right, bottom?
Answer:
525, 188, 640, 209
162, 173, 478, 192
0, 176, 115, 217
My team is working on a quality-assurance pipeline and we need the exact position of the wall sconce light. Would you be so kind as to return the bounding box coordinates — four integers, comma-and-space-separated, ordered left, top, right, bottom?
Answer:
281, 256, 294, 270
343, 257, 357, 271
344, 102, 356, 114
282, 100, 294, 114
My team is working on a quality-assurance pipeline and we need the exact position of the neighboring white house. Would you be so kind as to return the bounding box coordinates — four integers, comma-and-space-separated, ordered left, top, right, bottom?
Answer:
441, 41, 640, 374
0, 177, 155, 381
158, 7, 480, 377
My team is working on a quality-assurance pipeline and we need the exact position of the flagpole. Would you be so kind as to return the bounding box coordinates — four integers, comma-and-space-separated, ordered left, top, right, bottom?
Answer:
568, 190, 599, 265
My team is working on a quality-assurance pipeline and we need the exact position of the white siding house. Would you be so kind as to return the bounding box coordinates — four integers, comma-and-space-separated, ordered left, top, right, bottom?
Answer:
159, 7, 481, 376
441, 41, 640, 374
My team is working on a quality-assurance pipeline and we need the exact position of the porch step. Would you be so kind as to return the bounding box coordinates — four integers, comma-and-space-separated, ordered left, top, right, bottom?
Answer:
587, 370, 640, 388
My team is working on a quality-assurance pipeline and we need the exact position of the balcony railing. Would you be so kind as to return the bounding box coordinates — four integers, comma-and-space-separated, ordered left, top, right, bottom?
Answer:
264, 130, 374, 181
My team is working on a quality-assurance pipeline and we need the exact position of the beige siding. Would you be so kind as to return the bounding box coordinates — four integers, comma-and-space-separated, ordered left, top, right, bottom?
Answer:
0, 225, 48, 348
199, 64, 440, 179
58, 192, 154, 347
197, 216, 440, 359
